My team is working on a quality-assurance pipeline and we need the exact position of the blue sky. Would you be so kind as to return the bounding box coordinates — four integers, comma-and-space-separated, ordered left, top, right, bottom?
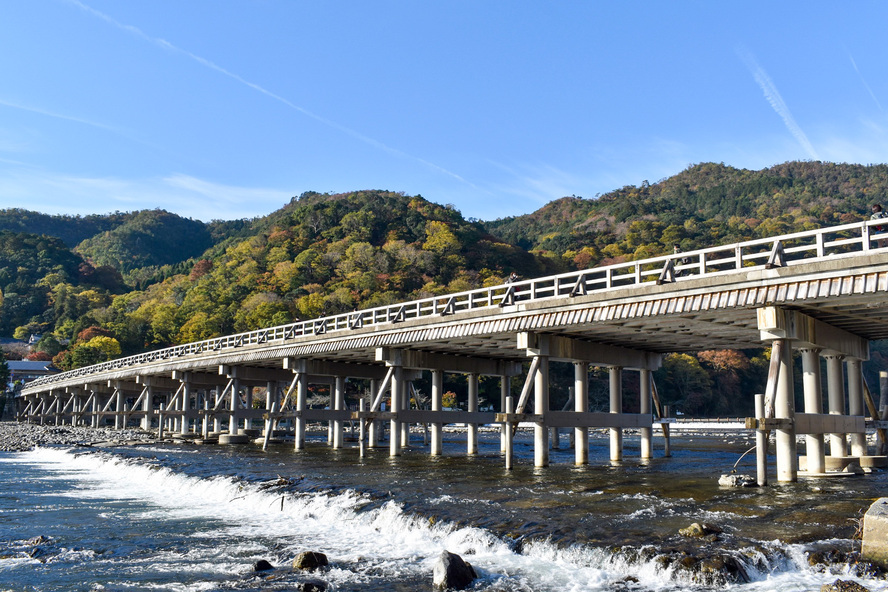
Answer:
1, 1, 887, 222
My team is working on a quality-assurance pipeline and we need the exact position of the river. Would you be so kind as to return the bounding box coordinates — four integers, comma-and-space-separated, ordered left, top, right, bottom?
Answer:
0, 428, 885, 591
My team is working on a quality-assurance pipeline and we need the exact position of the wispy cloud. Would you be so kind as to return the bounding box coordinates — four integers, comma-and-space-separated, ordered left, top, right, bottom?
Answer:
64, 0, 472, 186
849, 54, 883, 113
736, 46, 818, 160
486, 160, 584, 205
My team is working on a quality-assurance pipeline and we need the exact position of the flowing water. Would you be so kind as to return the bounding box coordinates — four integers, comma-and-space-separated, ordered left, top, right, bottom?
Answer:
1, 429, 886, 591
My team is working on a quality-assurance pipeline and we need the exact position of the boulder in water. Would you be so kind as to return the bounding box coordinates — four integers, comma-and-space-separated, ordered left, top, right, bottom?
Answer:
820, 579, 871, 592
433, 550, 477, 590
253, 559, 274, 572
297, 579, 327, 592
293, 551, 328, 571
679, 522, 723, 538
718, 473, 756, 487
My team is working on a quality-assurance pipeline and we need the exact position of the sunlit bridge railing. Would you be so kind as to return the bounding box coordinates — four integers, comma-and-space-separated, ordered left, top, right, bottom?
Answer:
21, 219, 888, 391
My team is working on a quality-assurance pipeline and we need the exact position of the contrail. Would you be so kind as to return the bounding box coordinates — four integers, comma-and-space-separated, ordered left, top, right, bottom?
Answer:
0, 97, 119, 132
849, 54, 883, 113
63, 0, 472, 186
737, 46, 818, 160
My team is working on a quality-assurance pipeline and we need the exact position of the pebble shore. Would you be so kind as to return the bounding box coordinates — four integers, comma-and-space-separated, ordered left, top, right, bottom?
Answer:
0, 421, 156, 452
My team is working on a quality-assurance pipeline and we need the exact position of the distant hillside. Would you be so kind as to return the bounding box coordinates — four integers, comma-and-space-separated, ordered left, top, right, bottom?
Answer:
73, 209, 213, 274
483, 161, 888, 266
0, 208, 127, 247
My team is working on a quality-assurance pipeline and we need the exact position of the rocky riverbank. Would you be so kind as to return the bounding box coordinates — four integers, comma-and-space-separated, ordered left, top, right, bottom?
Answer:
0, 421, 156, 452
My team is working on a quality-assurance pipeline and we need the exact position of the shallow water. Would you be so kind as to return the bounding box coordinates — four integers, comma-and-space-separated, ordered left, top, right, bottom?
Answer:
1, 429, 886, 591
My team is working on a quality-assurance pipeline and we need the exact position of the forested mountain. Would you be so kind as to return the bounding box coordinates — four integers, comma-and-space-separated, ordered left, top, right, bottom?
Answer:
483, 161, 887, 268
0, 208, 127, 247
3, 161, 888, 416
73, 209, 213, 276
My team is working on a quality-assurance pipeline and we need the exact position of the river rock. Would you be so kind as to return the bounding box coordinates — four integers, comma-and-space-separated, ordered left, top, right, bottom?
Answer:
297, 579, 327, 592
432, 550, 477, 590
862, 498, 888, 568
718, 473, 756, 487
253, 559, 274, 572
679, 522, 723, 538
293, 551, 328, 571
820, 579, 871, 592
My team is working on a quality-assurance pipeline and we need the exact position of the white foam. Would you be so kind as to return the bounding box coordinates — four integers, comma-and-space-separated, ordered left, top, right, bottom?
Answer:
9, 447, 888, 592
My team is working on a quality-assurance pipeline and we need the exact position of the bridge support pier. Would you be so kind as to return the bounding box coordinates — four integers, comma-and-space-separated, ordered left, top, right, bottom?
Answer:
390, 365, 403, 457
848, 358, 868, 457
825, 354, 847, 457
574, 362, 589, 465
500, 375, 510, 454
141, 385, 153, 432
774, 338, 797, 482
295, 370, 307, 450
368, 379, 380, 448
228, 378, 241, 436
333, 376, 345, 449
534, 355, 550, 467
431, 370, 443, 455
640, 369, 653, 460
467, 373, 478, 455
610, 366, 623, 462
800, 348, 826, 474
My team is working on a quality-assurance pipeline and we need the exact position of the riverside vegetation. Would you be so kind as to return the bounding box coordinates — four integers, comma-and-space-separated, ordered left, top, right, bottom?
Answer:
2, 160, 888, 418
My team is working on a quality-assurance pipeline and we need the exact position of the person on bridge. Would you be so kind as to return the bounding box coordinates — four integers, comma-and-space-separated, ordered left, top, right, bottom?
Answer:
871, 204, 888, 247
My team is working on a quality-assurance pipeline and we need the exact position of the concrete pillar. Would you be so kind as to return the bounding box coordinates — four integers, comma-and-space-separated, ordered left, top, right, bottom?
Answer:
500, 375, 510, 453
800, 348, 826, 474
609, 366, 623, 462
574, 362, 589, 465
333, 376, 345, 449
228, 379, 240, 435
141, 386, 153, 431
400, 381, 410, 449
390, 365, 403, 457
244, 384, 253, 430
264, 381, 276, 437
431, 370, 443, 455
755, 394, 768, 486
295, 372, 307, 450
504, 395, 515, 470
847, 358, 867, 457
91, 392, 100, 429
825, 354, 847, 457
115, 387, 124, 430
181, 381, 192, 435
368, 379, 379, 448
467, 373, 479, 455
775, 338, 797, 482
639, 369, 653, 460
534, 355, 550, 467
213, 387, 222, 433
880, 371, 888, 412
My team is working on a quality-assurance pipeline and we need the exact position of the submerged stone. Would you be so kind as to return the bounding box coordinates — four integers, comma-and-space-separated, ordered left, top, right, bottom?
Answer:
820, 579, 871, 592
718, 473, 756, 487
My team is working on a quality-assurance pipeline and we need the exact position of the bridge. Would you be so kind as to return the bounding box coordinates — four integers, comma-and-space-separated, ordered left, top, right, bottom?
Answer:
15, 220, 888, 482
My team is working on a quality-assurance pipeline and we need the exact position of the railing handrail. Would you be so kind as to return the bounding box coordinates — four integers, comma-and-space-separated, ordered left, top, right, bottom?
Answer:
20, 219, 887, 392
